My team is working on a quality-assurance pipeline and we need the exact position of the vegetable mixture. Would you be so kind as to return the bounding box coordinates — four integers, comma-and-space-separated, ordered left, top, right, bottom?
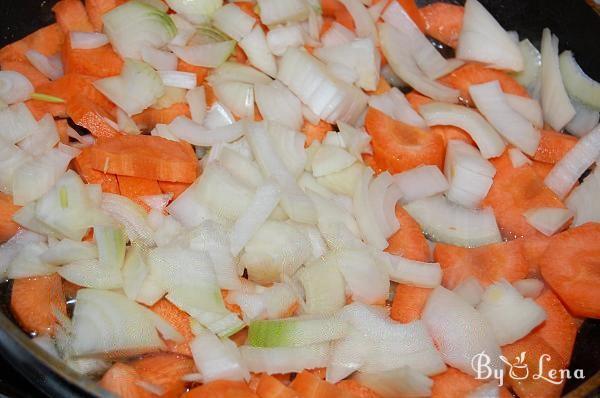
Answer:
0, 0, 599, 397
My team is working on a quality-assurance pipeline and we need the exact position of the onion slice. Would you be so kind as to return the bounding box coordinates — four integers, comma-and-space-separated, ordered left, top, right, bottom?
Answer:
523, 207, 573, 236
0, 71, 33, 104
70, 32, 109, 49
369, 87, 425, 128
566, 166, 600, 226
559, 50, 600, 110
392, 165, 448, 204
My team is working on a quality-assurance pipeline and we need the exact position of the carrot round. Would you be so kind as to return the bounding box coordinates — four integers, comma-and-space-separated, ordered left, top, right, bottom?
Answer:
256, 374, 299, 398
365, 107, 445, 174
52, 0, 95, 33
533, 129, 578, 164
99, 363, 148, 398
336, 380, 381, 398
434, 240, 528, 289
386, 205, 430, 262
531, 160, 554, 180
183, 381, 259, 398
362, 153, 385, 175
150, 299, 195, 357
419, 3, 464, 48
301, 119, 332, 147
390, 284, 431, 323
0, 193, 20, 243
10, 274, 67, 336
540, 223, 600, 319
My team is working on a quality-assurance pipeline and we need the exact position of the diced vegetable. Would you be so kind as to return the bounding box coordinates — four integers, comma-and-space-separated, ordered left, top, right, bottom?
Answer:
190, 329, 249, 382
241, 343, 330, 374
295, 256, 347, 314
523, 207, 573, 236
0, 71, 33, 104
248, 317, 347, 347
566, 167, 600, 226
559, 50, 600, 110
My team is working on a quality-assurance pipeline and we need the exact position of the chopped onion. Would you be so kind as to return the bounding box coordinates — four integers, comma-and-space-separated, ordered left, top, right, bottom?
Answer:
513, 278, 544, 299
311, 145, 356, 178
338, 0, 376, 39
40, 239, 97, 266
508, 148, 532, 168
566, 102, 600, 137
332, 250, 390, 305
239, 25, 277, 78
453, 276, 484, 306
383, 255, 442, 288
353, 167, 388, 250
208, 62, 272, 85
70, 31, 109, 49
185, 86, 207, 125
240, 343, 329, 374
566, 166, 600, 226
204, 101, 235, 129
102, 1, 176, 59
367, 171, 397, 237
404, 194, 502, 248
511, 39, 541, 90
523, 207, 573, 236
422, 286, 502, 377
247, 317, 347, 347
0, 230, 45, 277
165, 0, 222, 24
25, 50, 63, 80
169, 41, 236, 68
369, 87, 425, 128
392, 165, 448, 204
255, 80, 303, 131
477, 280, 546, 345
353, 367, 433, 398
213, 3, 256, 41
141, 46, 178, 70
191, 330, 249, 382
266, 25, 304, 56
321, 21, 356, 47
470, 81, 540, 156
337, 122, 372, 161
101, 193, 155, 247
213, 81, 254, 118
122, 245, 149, 301
219, 147, 264, 188
544, 124, 600, 198
7, 242, 56, 279
227, 282, 298, 321
559, 50, 600, 110
59, 258, 123, 289
17, 114, 59, 157
505, 94, 543, 128
0, 102, 38, 143
326, 328, 370, 382
294, 255, 347, 315
456, 0, 523, 71
116, 108, 140, 135
257, 0, 309, 25
540, 29, 576, 131
0, 71, 33, 104
168, 116, 246, 146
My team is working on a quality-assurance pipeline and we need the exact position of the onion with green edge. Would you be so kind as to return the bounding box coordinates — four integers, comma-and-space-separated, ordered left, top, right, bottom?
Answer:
559, 50, 600, 110
248, 317, 347, 348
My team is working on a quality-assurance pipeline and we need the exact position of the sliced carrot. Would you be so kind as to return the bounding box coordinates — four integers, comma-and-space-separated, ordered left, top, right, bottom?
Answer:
334, 5, 355, 31
67, 96, 119, 138
90, 135, 198, 183
62, 279, 82, 301
85, 0, 126, 31
10, 274, 67, 336
150, 299, 195, 357
518, 234, 551, 276
289, 371, 356, 398
434, 240, 528, 289
482, 151, 566, 239
430, 368, 513, 398
365, 107, 445, 174
0, 24, 65, 63
386, 205, 430, 262
25, 99, 67, 119
55, 119, 70, 144
301, 119, 332, 147
100, 363, 149, 398
178, 59, 210, 86
320, 17, 335, 38
117, 175, 162, 211
35, 73, 114, 112
132, 103, 190, 131
256, 374, 299, 398
0, 60, 50, 88
362, 153, 385, 175
73, 146, 120, 194
405, 91, 433, 110
53, 0, 95, 33
432, 125, 476, 147
131, 353, 196, 398
395, 0, 426, 32
236, 1, 260, 20
539, 223, 600, 319
309, 368, 327, 380
232, 45, 249, 64
62, 36, 123, 78
533, 129, 578, 164
183, 381, 259, 398
0, 193, 21, 243
390, 284, 431, 323
531, 160, 554, 180
336, 380, 381, 398
158, 181, 190, 200
322, 0, 342, 17
438, 63, 529, 105
419, 3, 464, 48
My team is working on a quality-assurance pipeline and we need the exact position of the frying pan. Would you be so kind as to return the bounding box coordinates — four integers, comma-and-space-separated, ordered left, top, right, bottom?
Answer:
0, 0, 599, 397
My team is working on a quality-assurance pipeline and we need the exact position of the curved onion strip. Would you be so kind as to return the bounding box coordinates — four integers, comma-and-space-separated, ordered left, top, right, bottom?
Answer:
559, 50, 600, 110
70, 31, 109, 49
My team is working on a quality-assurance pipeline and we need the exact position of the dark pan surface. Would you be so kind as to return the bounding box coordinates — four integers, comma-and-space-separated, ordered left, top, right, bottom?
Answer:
0, 0, 599, 397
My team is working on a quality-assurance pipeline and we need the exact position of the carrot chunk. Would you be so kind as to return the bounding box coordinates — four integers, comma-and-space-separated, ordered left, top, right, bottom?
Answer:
386, 205, 430, 262
0, 193, 21, 243
334, 6, 355, 31
183, 381, 259, 398
289, 371, 356, 398
519, 234, 551, 276
256, 374, 299, 398
10, 274, 67, 336
99, 363, 148, 398
62, 36, 123, 78
301, 120, 332, 147
0, 24, 65, 63
73, 146, 120, 194
67, 96, 120, 138
390, 284, 431, 323
533, 129, 578, 164
539, 222, 600, 319
366, 107, 445, 174
431, 367, 513, 398
117, 175, 162, 211
132, 103, 190, 131
85, 0, 126, 31
336, 380, 381, 398
419, 3, 464, 48
53, 0, 95, 33
396, 0, 427, 32
434, 240, 528, 289
150, 299, 195, 356
131, 353, 196, 397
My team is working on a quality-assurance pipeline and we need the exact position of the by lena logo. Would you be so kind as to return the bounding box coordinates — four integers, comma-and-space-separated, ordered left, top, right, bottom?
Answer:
471, 351, 585, 387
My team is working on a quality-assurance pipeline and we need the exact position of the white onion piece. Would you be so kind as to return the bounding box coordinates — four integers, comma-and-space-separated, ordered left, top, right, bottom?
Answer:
295, 257, 347, 314
255, 80, 303, 130
140, 46, 177, 71
239, 25, 277, 78
338, 0, 376, 39
311, 145, 356, 178
508, 148, 532, 168
544, 124, 600, 198
266, 25, 304, 57
369, 87, 425, 128
17, 114, 59, 157
452, 276, 484, 306
333, 249, 390, 305
241, 343, 329, 374
353, 367, 433, 398
566, 167, 600, 226
0, 230, 45, 277
0, 102, 38, 143
505, 94, 543, 128
404, 194, 501, 248
456, 0, 523, 71
523, 207, 573, 236
25, 50, 63, 80
0, 71, 33, 104
121, 245, 149, 301
566, 101, 600, 138
191, 330, 249, 382
185, 86, 206, 125
512, 39, 541, 90
256, 0, 308, 25
354, 167, 388, 250
227, 282, 297, 321
165, 0, 221, 24
208, 62, 272, 85
384, 255, 442, 288
169, 41, 236, 68
477, 280, 546, 345
169, 14, 194, 47
540, 29, 576, 131
212, 81, 254, 118
59, 258, 123, 289
158, 70, 196, 89
40, 239, 97, 266
513, 278, 544, 299
470, 81, 540, 156
419, 102, 505, 159
379, 23, 459, 103
327, 328, 370, 383
423, 286, 502, 377
321, 21, 356, 47
101, 193, 154, 247
70, 289, 165, 357
559, 50, 600, 110
7, 242, 57, 279
204, 102, 235, 130
213, 3, 256, 41
169, 116, 246, 147
367, 171, 396, 237
70, 31, 109, 49
393, 165, 448, 204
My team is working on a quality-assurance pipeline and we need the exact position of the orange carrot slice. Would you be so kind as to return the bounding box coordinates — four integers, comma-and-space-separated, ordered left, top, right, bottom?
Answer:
322, 0, 342, 17
117, 175, 162, 211
10, 274, 67, 336
419, 3, 464, 48
289, 371, 356, 398
390, 284, 431, 323
533, 129, 578, 164
256, 374, 299, 398
362, 153, 385, 174
150, 299, 194, 357
158, 181, 190, 200
132, 103, 190, 131
482, 151, 566, 239
85, 0, 126, 31
100, 363, 149, 398
131, 353, 196, 397
62, 279, 82, 301
431, 368, 483, 398
301, 120, 332, 146
531, 160, 554, 180
67, 96, 120, 138
35, 73, 114, 112
0, 24, 65, 63
0, 193, 21, 243
90, 135, 199, 183
183, 381, 259, 398
386, 205, 430, 262
73, 146, 120, 194
334, 5, 355, 31
519, 234, 551, 276
336, 380, 381, 398
365, 107, 445, 174
0, 60, 50, 88
177, 59, 211, 86
433, 240, 528, 289
438, 63, 529, 105
405, 91, 432, 110
56, 119, 70, 144
53, 0, 95, 33
62, 36, 123, 78
539, 223, 600, 318
25, 99, 67, 119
